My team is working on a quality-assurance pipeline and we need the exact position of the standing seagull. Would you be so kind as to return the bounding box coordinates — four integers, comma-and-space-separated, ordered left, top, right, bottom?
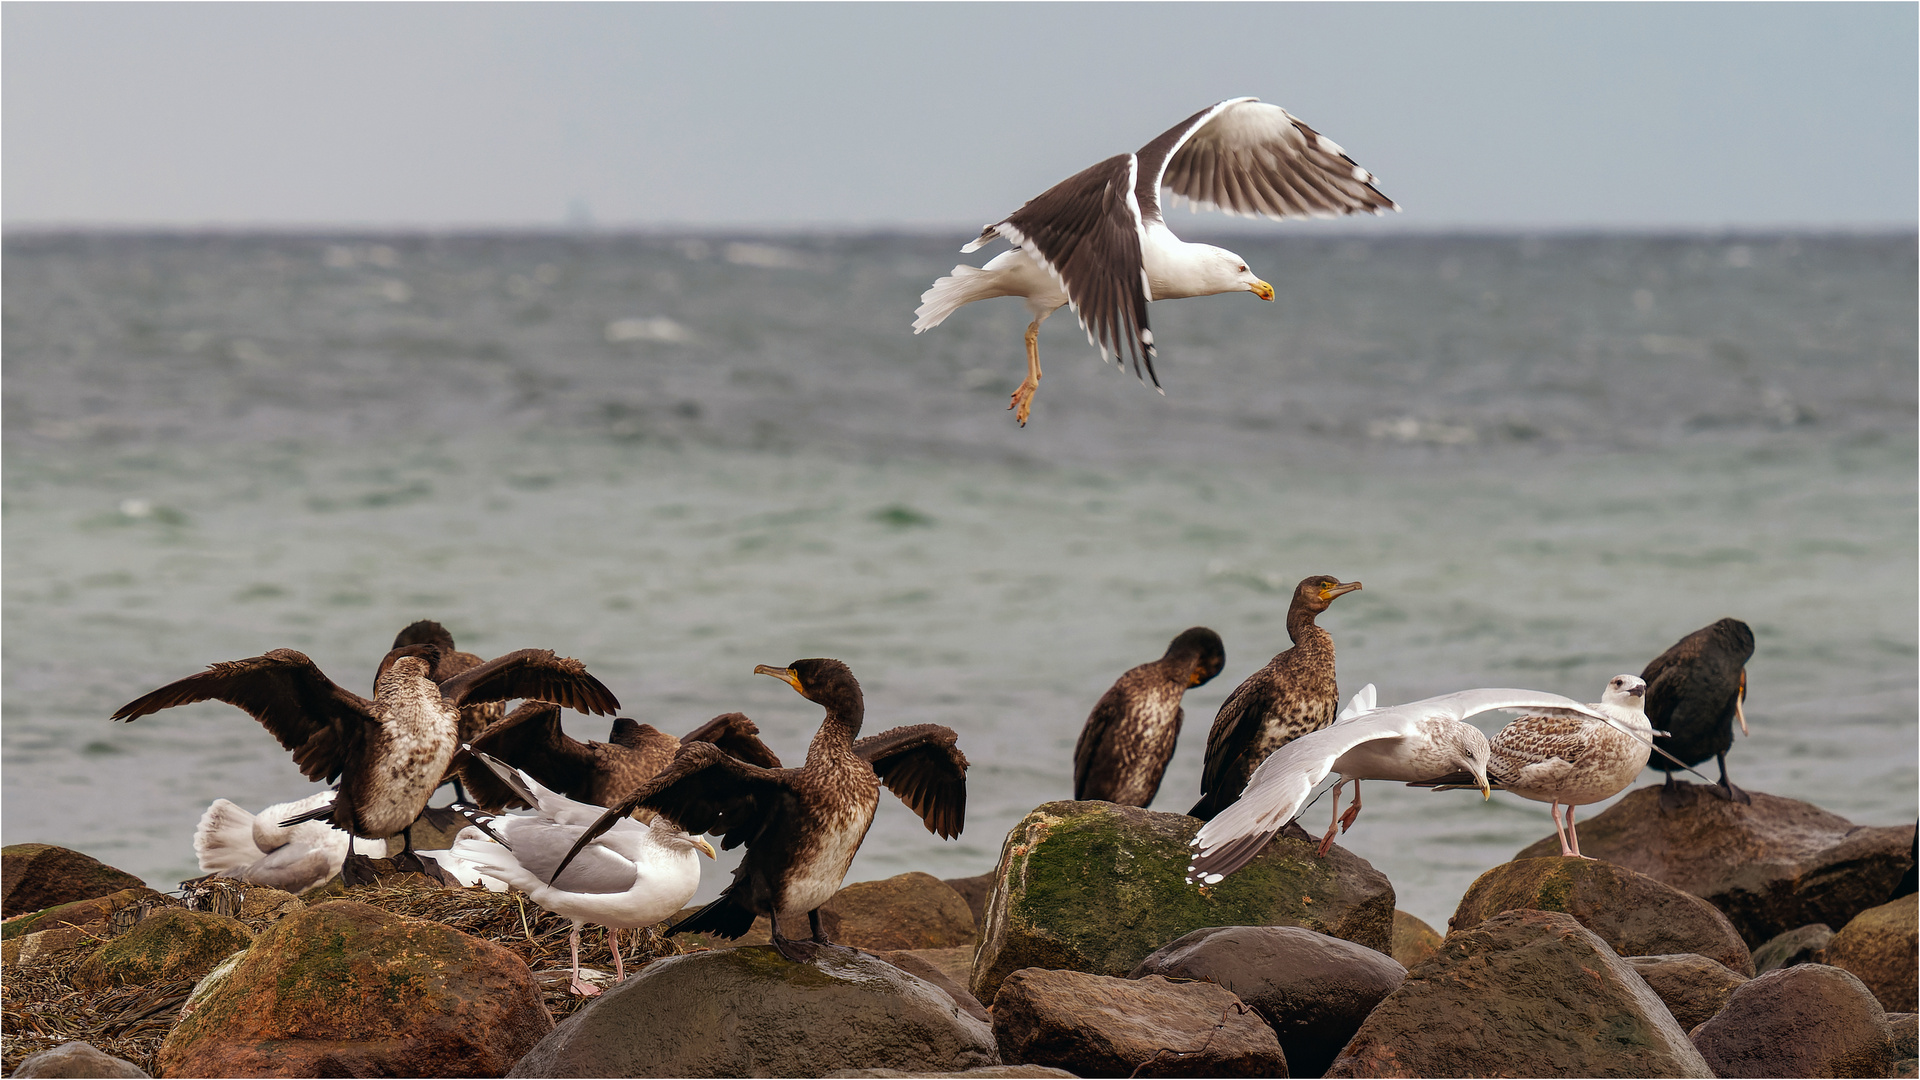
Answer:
1415, 675, 1654, 858
112, 643, 619, 856
1189, 576, 1362, 821
914, 97, 1396, 425
1642, 618, 1755, 810
1073, 627, 1226, 807
552, 659, 969, 963
436, 754, 714, 997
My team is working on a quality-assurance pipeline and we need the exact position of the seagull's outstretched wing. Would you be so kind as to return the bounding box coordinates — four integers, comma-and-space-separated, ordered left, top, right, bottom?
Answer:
111, 649, 376, 784
1139, 98, 1398, 224
1336, 683, 1379, 723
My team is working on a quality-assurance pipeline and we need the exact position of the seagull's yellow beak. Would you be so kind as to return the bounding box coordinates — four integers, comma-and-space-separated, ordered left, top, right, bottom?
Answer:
1481, 778, 1492, 801
692, 836, 716, 859
755, 664, 803, 694
1251, 279, 1275, 301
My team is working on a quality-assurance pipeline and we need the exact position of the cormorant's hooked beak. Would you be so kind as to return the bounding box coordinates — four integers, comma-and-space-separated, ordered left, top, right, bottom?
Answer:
1250, 279, 1275, 301
692, 836, 716, 859
755, 664, 804, 695
1323, 580, 1363, 602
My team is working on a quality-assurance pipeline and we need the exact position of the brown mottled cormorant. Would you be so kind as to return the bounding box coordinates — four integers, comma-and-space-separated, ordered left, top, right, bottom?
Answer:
1642, 617, 1755, 810
552, 658, 968, 962
390, 620, 505, 746
1073, 627, 1225, 807
112, 643, 619, 854
1189, 576, 1360, 821
460, 703, 780, 812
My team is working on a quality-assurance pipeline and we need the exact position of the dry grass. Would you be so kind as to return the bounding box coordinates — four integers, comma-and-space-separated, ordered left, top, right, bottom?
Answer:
1, 874, 691, 1073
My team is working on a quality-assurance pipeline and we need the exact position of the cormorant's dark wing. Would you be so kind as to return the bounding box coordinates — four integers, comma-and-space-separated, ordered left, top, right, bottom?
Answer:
854, 725, 968, 839
437, 649, 620, 715
681, 711, 784, 769
111, 649, 375, 784
1640, 632, 1703, 730
462, 701, 594, 809
1190, 671, 1278, 818
1072, 684, 1128, 801
549, 741, 794, 882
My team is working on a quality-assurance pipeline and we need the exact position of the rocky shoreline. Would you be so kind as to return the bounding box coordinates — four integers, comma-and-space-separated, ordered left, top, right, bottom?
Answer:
3, 784, 1914, 1078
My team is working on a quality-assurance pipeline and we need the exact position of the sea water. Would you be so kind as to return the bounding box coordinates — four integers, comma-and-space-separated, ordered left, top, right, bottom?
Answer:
4, 230, 1913, 926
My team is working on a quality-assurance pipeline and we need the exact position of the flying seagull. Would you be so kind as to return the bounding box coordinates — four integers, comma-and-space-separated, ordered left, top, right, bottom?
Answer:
914, 97, 1396, 425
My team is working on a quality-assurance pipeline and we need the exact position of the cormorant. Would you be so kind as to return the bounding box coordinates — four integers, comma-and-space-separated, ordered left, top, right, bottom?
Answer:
1073, 627, 1225, 806
1641, 617, 1755, 810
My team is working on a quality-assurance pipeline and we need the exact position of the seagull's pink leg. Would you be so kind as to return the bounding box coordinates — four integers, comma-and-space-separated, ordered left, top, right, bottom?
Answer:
1566, 804, 1592, 859
568, 925, 601, 997
610, 927, 626, 982
1340, 780, 1364, 832
1316, 780, 1346, 856
1551, 801, 1574, 857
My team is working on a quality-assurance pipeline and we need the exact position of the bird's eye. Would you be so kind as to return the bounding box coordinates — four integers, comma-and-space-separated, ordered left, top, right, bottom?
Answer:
1238, 265, 1248, 272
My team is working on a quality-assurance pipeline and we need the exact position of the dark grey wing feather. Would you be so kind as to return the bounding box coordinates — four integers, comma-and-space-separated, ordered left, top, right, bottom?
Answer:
854, 725, 968, 839
1153, 99, 1396, 221
111, 649, 374, 784
1190, 672, 1278, 818
549, 742, 790, 882
680, 712, 784, 769
437, 649, 620, 715
1073, 683, 1129, 800
463, 701, 593, 809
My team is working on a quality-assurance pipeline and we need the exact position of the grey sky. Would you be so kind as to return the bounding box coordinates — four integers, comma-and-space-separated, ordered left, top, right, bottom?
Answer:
5, 2, 1915, 231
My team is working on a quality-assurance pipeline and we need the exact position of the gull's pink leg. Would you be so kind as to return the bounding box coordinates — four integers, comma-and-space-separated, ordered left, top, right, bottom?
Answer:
1551, 801, 1574, 857
611, 927, 626, 982
1340, 780, 1364, 832
1566, 805, 1592, 859
568, 925, 601, 997
1316, 781, 1345, 857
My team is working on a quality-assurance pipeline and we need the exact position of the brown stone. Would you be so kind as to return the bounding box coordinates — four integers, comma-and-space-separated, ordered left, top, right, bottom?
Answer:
1625, 953, 1750, 1031
1690, 963, 1897, 1077
1326, 909, 1711, 1078
73, 908, 253, 991
2, 844, 147, 917
944, 871, 997, 929
992, 967, 1285, 1078
818, 872, 978, 951
11, 1041, 150, 1078
972, 801, 1394, 1003
158, 899, 550, 1077
1450, 855, 1753, 974
1, 886, 176, 942
1390, 909, 1443, 969
1130, 924, 1405, 1078
1826, 893, 1919, 1012
1514, 787, 1914, 946
1751, 922, 1834, 973
871, 947, 990, 1025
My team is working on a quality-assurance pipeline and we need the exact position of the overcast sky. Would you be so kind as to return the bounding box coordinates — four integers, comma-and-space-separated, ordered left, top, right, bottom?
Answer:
5, 3, 1915, 231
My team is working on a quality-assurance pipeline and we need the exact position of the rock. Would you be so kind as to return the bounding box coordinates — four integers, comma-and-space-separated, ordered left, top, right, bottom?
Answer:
1326, 909, 1712, 1078
821, 872, 978, 951
11, 1041, 150, 1078
508, 944, 998, 1078
2, 844, 147, 917
1751, 922, 1834, 974
1449, 856, 1754, 974
233, 886, 305, 928
870, 947, 991, 1025
157, 900, 550, 1077
829, 1070, 1076, 1079
991, 967, 1286, 1078
1826, 893, 1919, 1012
673, 872, 978, 953
1515, 787, 1914, 945
73, 908, 254, 991
944, 872, 997, 930
890, 944, 975, 990
972, 801, 1394, 1003
1130, 924, 1404, 1078
1625, 953, 1750, 1031
1, 886, 176, 941
1691, 963, 1897, 1078
1390, 910, 1442, 969
1888, 1012, 1918, 1058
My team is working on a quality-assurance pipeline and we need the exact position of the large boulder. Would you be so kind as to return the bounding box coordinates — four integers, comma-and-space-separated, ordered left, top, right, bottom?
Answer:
673, 872, 978, 953
1826, 893, 1919, 1012
1751, 922, 1834, 973
1449, 856, 1753, 974
992, 966, 1286, 1078
2, 887, 179, 974
870, 947, 990, 1024
1624, 954, 1750, 1031
2, 844, 147, 917
1690, 964, 1898, 1077
157, 900, 550, 1077
10, 1041, 150, 1078
972, 801, 1394, 1002
1515, 787, 1914, 945
1130, 924, 1405, 1078
508, 945, 998, 1077
72, 907, 253, 991
944, 872, 997, 930
1325, 909, 1712, 1078
1390, 910, 1442, 969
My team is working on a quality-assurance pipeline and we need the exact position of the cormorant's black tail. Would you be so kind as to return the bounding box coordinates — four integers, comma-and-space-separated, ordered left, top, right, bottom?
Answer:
1187, 790, 1229, 822
669, 885, 757, 939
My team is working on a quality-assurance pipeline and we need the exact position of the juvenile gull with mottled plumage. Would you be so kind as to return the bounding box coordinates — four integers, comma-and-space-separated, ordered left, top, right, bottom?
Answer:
914, 97, 1396, 425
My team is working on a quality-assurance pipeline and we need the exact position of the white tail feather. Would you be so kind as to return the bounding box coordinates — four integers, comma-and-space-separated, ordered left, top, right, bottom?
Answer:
194, 799, 262, 876
914, 265, 999, 333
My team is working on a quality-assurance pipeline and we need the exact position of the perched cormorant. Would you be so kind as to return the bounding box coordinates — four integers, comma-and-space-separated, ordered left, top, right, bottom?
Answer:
112, 643, 619, 855
1073, 627, 1225, 807
1189, 576, 1361, 821
1641, 617, 1755, 810
390, 620, 504, 746
552, 658, 968, 962
433, 753, 714, 996
460, 703, 780, 812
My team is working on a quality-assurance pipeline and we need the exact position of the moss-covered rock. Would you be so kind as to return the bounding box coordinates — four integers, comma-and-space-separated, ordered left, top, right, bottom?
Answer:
1, 887, 176, 941
1, 888, 179, 974
73, 908, 254, 991
157, 899, 550, 1077
2, 844, 147, 918
971, 801, 1394, 1003
1826, 893, 1919, 1012
1450, 856, 1754, 975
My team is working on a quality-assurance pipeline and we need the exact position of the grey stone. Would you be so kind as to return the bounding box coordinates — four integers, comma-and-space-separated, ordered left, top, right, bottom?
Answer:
1691, 964, 1898, 1078
1625, 953, 1749, 1031
12, 1041, 150, 1078
992, 967, 1284, 1078
1751, 922, 1833, 974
